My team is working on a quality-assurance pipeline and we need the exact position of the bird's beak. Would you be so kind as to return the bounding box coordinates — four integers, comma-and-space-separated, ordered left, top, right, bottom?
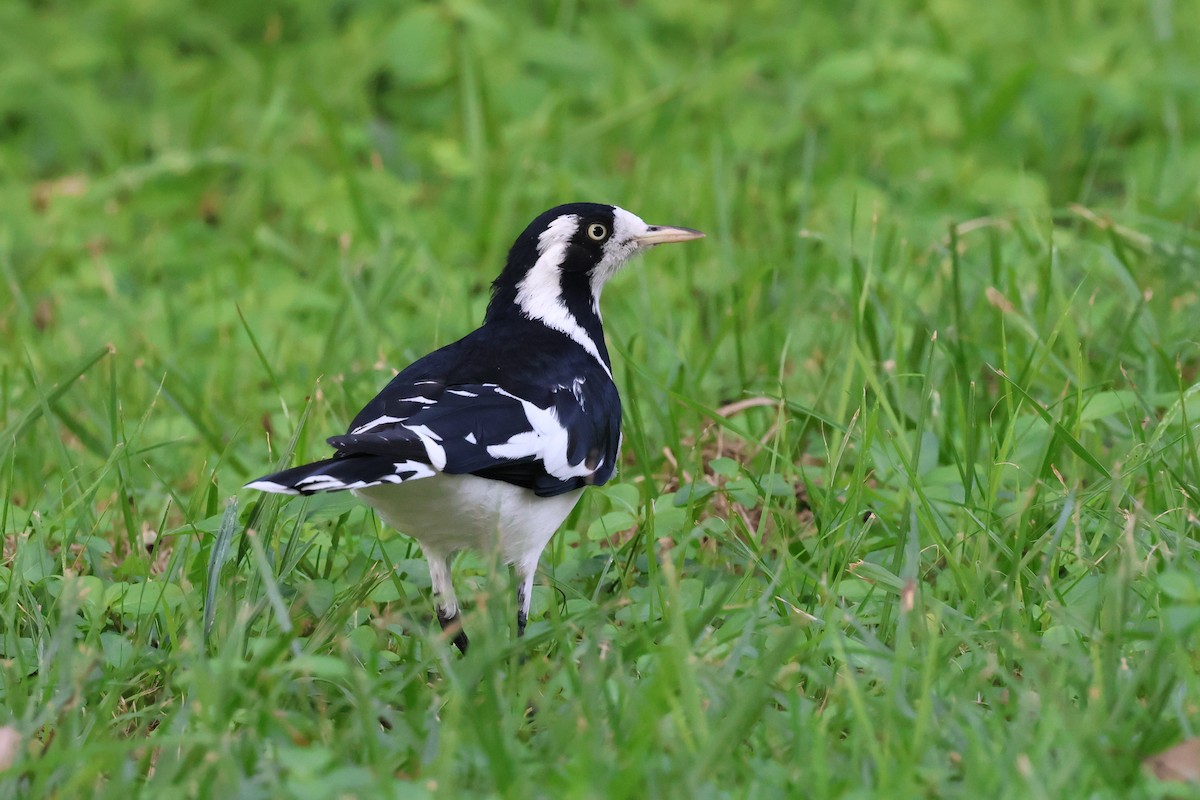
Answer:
634, 225, 706, 246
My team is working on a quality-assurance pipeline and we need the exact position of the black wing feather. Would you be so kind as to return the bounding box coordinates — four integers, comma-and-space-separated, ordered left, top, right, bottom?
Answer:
247, 322, 622, 497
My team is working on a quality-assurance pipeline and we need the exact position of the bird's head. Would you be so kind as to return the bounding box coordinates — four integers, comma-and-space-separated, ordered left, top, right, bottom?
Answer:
488, 203, 704, 325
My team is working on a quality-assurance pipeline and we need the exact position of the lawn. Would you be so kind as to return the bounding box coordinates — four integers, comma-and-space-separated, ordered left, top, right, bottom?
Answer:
3, 0, 1200, 797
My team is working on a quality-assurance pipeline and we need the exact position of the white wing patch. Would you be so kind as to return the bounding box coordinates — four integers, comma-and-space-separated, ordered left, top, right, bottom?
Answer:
486, 387, 599, 481
402, 424, 447, 470
352, 414, 406, 434
393, 460, 436, 480
295, 474, 357, 492
555, 377, 587, 410
244, 479, 298, 495
349, 416, 448, 471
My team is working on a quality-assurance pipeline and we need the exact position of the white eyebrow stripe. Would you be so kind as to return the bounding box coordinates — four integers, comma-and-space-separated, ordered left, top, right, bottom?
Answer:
515, 214, 613, 379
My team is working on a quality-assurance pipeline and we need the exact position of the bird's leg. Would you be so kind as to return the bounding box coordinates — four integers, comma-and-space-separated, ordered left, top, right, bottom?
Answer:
427, 551, 468, 654
438, 609, 469, 654
515, 561, 537, 638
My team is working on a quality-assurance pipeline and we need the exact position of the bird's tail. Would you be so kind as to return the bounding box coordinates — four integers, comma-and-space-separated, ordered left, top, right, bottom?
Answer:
245, 454, 420, 496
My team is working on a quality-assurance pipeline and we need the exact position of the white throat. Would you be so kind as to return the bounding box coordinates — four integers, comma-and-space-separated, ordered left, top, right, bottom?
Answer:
589, 207, 647, 310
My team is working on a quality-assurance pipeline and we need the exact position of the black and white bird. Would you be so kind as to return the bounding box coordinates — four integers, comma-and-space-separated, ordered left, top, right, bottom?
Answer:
247, 203, 703, 652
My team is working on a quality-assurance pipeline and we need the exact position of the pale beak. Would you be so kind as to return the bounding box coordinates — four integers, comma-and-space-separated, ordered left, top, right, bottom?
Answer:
634, 225, 706, 246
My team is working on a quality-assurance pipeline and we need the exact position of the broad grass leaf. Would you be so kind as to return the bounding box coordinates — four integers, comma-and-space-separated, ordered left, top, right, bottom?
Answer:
725, 477, 759, 507
279, 655, 350, 680
107, 580, 185, 617
758, 473, 794, 497
1158, 570, 1200, 603
368, 579, 404, 602
100, 632, 133, 670
45, 575, 106, 616
673, 480, 717, 506
601, 482, 641, 514
649, 495, 687, 537
392, 559, 432, 590
587, 511, 637, 541
709, 457, 740, 478
14, 539, 55, 583
1079, 390, 1140, 422
301, 578, 336, 617
849, 561, 905, 591
0, 633, 35, 664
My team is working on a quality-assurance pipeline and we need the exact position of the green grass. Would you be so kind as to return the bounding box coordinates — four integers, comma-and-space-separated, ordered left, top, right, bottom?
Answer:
3, 0, 1200, 796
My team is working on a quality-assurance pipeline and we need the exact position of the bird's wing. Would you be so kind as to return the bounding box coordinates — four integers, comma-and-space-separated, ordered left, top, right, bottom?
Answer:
330, 380, 619, 496
248, 379, 620, 497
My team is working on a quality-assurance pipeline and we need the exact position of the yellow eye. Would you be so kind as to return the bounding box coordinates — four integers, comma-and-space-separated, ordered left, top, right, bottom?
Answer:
587, 223, 608, 241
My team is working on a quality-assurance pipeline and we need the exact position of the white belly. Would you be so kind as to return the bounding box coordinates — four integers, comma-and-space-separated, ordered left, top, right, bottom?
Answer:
353, 474, 583, 566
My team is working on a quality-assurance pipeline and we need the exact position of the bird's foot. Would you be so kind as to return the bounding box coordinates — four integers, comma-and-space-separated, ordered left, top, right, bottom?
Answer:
437, 609, 470, 654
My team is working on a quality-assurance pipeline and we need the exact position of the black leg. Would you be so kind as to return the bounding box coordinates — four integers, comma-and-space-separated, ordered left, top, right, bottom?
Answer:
516, 568, 536, 639
437, 608, 470, 654
516, 582, 529, 637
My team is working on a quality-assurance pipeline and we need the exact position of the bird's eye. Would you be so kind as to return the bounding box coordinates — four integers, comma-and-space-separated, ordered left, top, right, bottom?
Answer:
587, 223, 608, 241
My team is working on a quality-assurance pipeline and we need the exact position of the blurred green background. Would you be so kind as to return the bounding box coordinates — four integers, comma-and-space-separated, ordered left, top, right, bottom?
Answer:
3, 1, 1200, 797
5, 0, 1197, 492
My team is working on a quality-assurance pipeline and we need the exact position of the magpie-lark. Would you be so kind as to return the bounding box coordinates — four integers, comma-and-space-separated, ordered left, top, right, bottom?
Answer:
246, 203, 703, 653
